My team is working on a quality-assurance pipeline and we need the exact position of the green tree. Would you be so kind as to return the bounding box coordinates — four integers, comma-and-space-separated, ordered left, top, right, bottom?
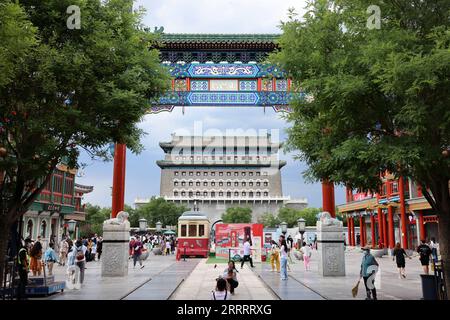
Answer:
273, 0, 450, 292
80, 204, 111, 237
277, 207, 299, 228
257, 212, 281, 227
135, 197, 188, 227
221, 207, 252, 223
298, 207, 320, 227
0, 0, 169, 282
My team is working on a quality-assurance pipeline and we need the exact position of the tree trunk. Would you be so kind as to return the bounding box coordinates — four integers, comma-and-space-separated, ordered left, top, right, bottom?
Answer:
437, 208, 450, 299
0, 218, 10, 289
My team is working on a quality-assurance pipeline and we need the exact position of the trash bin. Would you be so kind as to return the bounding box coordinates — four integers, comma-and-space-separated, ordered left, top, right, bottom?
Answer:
421, 274, 438, 300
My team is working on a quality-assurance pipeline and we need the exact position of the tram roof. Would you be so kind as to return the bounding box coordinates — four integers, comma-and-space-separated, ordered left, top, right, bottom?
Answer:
179, 211, 210, 221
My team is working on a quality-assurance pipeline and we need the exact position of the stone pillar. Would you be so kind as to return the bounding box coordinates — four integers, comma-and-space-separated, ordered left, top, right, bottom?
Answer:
317, 212, 345, 277
101, 220, 130, 277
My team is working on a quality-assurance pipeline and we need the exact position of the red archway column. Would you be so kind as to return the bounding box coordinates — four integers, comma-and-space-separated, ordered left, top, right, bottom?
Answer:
350, 217, 356, 246
322, 180, 335, 217
360, 215, 365, 247
347, 216, 351, 245
377, 208, 384, 248
370, 214, 375, 247
387, 206, 395, 249
111, 143, 126, 218
383, 211, 388, 248
418, 210, 426, 242
398, 176, 408, 249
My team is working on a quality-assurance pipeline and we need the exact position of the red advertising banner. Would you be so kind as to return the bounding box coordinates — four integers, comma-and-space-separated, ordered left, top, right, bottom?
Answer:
353, 192, 374, 201
215, 223, 264, 262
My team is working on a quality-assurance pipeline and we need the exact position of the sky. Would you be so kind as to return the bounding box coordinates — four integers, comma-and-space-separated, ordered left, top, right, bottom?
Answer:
76, 0, 345, 209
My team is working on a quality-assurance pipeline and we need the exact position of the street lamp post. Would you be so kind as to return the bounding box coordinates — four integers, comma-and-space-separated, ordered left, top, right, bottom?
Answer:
67, 219, 77, 240
297, 218, 306, 248
139, 218, 147, 235
156, 221, 162, 233
280, 221, 288, 236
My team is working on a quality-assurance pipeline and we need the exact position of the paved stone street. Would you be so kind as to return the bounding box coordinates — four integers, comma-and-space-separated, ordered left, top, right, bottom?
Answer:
35, 253, 196, 300
32, 247, 425, 300
252, 247, 424, 300
170, 259, 277, 300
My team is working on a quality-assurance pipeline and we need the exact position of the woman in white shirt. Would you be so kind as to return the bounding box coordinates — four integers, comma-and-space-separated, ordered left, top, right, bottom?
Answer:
300, 242, 312, 271
280, 238, 289, 280
211, 277, 231, 300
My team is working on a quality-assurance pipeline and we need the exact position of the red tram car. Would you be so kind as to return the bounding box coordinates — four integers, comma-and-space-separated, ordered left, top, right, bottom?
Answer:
176, 211, 210, 260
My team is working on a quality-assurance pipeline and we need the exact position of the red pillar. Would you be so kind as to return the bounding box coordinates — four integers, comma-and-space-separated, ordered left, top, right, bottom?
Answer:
370, 214, 375, 247
360, 215, 365, 247
347, 216, 351, 245
111, 143, 126, 218
387, 206, 395, 249
350, 217, 356, 246
377, 208, 384, 247
418, 210, 426, 242
398, 176, 408, 249
322, 180, 336, 217
383, 211, 388, 248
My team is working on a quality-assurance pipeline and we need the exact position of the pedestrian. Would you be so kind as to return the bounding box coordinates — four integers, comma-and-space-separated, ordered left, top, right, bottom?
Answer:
240, 237, 254, 269
392, 242, 411, 279
59, 236, 69, 266
269, 240, 280, 272
417, 239, 432, 274
165, 239, 171, 256
129, 237, 136, 259
97, 237, 103, 260
223, 261, 239, 294
29, 240, 43, 276
86, 238, 93, 262
91, 239, 97, 261
279, 236, 289, 280
429, 237, 439, 263
211, 277, 231, 300
44, 242, 59, 276
360, 245, 379, 300
171, 237, 176, 255
133, 237, 144, 269
300, 241, 312, 271
16, 239, 31, 300
66, 245, 80, 290
74, 239, 87, 284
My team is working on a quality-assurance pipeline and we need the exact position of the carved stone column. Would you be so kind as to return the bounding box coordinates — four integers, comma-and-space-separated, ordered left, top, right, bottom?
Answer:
317, 212, 346, 276
101, 220, 130, 277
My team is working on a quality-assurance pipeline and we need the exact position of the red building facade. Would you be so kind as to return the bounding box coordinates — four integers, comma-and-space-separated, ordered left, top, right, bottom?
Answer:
338, 173, 439, 250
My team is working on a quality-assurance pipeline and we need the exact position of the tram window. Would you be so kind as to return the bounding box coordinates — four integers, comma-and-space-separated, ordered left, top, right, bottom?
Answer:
181, 225, 187, 237
188, 224, 197, 237
199, 225, 205, 237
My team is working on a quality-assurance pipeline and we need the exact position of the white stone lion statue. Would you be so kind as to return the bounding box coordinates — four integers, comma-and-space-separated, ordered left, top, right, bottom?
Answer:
103, 211, 129, 225
319, 211, 341, 226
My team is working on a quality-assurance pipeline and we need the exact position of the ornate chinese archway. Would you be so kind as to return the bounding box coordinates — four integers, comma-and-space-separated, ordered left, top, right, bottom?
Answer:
111, 34, 335, 218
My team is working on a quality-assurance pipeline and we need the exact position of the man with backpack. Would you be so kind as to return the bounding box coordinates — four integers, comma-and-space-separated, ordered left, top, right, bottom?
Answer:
74, 239, 87, 284
132, 237, 144, 269
417, 239, 432, 274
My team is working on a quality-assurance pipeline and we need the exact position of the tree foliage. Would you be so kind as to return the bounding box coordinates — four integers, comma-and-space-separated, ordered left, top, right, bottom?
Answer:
134, 197, 189, 227
272, 0, 450, 292
0, 0, 169, 283
258, 212, 280, 228
221, 207, 252, 223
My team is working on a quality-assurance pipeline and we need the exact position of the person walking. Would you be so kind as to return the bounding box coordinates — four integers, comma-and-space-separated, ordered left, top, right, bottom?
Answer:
129, 237, 136, 259
165, 239, 171, 256
59, 236, 69, 266
211, 277, 231, 300
29, 240, 43, 276
240, 237, 254, 269
223, 261, 239, 294
280, 236, 289, 280
269, 240, 280, 272
16, 240, 30, 300
97, 237, 103, 260
392, 242, 411, 279
74, 239, 87, 284
360, 245, 379, 300
429, 237, 439, 263
300, 242, 312, 271
133, 237, 144, 269
44, 243, 59, 276
417, 239, 432, 274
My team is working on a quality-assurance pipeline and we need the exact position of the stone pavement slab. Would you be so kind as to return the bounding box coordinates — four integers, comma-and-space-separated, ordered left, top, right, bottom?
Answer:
36, 253, 180, 300
170, 259, 278, 300
255, 247, 424, 300
122, 259, 200, 300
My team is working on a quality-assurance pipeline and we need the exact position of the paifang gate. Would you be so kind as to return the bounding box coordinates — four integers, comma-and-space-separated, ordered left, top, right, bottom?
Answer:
110, 33, 335, 218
